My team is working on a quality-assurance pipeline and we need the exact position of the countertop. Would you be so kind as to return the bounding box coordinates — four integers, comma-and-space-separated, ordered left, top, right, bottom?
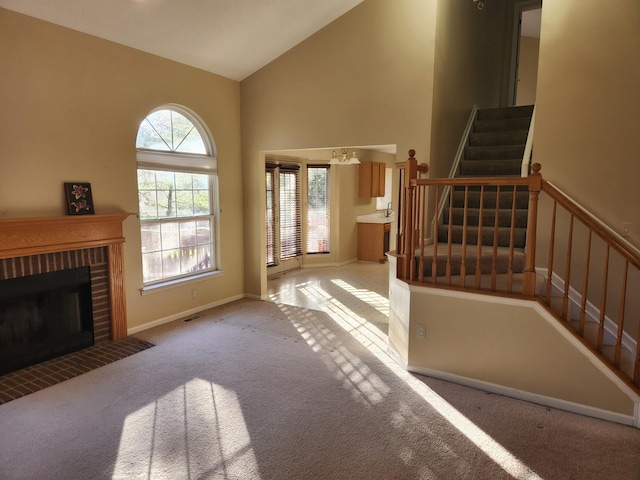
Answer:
356, 212, 395, 224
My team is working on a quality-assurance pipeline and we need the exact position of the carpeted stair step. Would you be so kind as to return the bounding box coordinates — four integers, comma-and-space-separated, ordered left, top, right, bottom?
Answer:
443, 207, 528, 228
451, 189, 530, 209
476, 104, 534, 121
417, 245, 526, 277
427, 104, 534, 279
459, 159, 522, 176
469, 130, 529, 146
465, 145, 526, 160
473, 117, 533, 133
438, 224, 527, 248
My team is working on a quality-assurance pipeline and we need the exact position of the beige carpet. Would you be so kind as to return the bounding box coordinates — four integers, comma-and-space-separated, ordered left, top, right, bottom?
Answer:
0, 298, 639, 479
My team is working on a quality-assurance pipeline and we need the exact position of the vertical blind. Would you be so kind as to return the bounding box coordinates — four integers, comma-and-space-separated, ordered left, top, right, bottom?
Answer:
306, 165, 330, 254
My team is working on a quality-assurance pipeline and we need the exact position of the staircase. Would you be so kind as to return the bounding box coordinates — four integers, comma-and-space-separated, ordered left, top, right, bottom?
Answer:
460, 105, 533, 177
424, 105, 535, 278
394, 116, 640, 407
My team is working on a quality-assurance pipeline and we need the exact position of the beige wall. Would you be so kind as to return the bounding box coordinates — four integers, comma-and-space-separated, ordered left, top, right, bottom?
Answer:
406, 288, 635, 416
534, 0, 640, 249
241, 0, 438, 298
531, 0, 640, 339
263, 149, 395, 269
429, 0, 509, 180
332, 152, 395, 266
0, 9, 245, 330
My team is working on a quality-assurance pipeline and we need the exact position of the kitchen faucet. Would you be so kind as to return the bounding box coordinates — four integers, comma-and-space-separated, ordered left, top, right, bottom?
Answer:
385, 202, 392, 217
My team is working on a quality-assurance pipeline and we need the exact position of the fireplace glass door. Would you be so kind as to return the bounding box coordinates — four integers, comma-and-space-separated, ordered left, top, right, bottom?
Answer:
0, 267, 94, 375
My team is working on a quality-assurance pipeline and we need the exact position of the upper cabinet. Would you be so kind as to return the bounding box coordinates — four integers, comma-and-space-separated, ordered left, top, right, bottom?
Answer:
358, 161, 386, 197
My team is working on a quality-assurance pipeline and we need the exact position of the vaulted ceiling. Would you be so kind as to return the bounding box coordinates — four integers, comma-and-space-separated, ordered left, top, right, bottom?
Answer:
0, 0, 363, 81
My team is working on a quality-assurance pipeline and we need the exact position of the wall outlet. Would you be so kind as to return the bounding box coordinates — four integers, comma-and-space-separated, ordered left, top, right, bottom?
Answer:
191, 289, 197, 299
417, 324, 426, 338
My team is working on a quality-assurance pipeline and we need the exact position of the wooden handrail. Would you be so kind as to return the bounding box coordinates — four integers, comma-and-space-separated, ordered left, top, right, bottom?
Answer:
395, 149, 640, 388
413, 177, 531, 187
540, 178, 640, 387
541, 180, 640, 270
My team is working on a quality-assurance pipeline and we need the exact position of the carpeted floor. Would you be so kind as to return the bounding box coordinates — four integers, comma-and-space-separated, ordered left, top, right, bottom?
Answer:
1, 290, 639, 479
0, 336, 154, 405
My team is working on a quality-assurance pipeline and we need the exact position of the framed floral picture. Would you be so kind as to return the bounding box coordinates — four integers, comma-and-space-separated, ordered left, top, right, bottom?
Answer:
64, 182, 95, 215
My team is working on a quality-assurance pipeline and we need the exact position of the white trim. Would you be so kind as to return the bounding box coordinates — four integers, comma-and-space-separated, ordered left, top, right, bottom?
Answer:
531, 301, 639, 402
535, 267, 637, 359
407, 281, 531, 307
139, 104, 218, 158
521, 104, 535, 177
301, 258, 358, 269
435, 105, 478, 226
386, 345, 408, 369
408, 364, 637, 427
127, 293, 245, 335
398, 282, 640, 427
137, 151, 217, 173
140, 269, 224, 295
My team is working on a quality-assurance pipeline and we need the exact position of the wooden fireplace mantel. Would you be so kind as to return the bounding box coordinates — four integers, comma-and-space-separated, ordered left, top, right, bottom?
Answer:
0, 213, 129, 259
0, 213, 130, 339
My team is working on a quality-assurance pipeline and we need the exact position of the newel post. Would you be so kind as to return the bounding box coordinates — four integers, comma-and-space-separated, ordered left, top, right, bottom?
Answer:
400, 150, 418, 279
523, 163, 542, 296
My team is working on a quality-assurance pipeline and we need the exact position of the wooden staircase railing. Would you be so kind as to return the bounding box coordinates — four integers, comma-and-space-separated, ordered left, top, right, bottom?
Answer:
394, 150, 640, 389
539, 179, 640, 389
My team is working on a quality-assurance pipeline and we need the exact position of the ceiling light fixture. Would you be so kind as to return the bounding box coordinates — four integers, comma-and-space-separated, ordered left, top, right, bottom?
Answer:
328, 148, 361, 165
473, 0, 485, 9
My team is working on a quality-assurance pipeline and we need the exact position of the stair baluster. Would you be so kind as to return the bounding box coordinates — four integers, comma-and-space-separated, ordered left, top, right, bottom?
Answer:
394, 139, 640, 391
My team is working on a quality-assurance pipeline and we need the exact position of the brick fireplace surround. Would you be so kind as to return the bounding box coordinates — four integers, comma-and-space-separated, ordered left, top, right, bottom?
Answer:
0, 214, 141, 404
0, 214, 130, 341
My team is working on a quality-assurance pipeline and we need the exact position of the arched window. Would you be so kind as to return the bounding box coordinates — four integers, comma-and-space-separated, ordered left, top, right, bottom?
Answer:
136, 105, 219, 286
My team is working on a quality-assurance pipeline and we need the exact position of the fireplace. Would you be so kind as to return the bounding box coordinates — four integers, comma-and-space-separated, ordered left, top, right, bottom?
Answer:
0, 214, 129, 374
0, 267, 95, 375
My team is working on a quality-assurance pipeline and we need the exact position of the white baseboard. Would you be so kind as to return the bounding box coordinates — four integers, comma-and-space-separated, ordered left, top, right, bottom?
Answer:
127, 293, 245, 335
386, 344, 408, 370
535, 267, 637, 358
302, 258, 358, 269
408, 364, 638, 428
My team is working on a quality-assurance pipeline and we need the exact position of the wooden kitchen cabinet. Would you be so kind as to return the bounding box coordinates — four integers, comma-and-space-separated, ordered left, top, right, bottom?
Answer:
358, 162, 386, 197
357, 222, 391, 262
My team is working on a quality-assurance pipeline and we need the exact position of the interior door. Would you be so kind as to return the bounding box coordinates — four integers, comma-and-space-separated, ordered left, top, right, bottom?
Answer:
509, 1, 542, 106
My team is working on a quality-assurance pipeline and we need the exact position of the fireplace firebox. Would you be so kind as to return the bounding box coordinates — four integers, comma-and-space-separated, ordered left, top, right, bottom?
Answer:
0, 266, 95, 375
0, 214, 129, 373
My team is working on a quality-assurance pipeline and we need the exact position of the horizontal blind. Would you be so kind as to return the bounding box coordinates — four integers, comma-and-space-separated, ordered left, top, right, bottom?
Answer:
306, 165, 330, 254
279, 166, 302, 259
265, 165, 277, 266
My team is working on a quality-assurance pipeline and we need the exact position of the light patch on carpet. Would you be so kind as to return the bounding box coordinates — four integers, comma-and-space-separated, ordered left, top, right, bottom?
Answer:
403, 374, 543, 480
293, 282, 392, 406
281, 278, 543, 479
113, 378, 259, 479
